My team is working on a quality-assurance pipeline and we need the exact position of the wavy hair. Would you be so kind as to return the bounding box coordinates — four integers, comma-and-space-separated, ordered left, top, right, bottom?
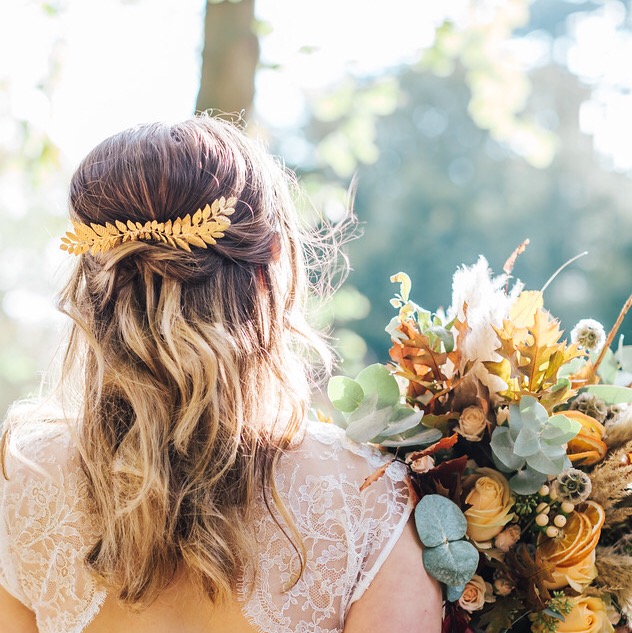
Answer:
30, 116, 335, 607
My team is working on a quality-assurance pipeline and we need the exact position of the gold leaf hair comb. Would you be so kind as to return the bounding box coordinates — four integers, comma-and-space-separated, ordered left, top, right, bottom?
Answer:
60, 196, 237, 256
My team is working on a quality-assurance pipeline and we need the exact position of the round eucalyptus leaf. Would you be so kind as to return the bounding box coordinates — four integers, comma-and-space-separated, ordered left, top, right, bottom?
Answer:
327, 376, 364, 413
355, 364, 400, 409
446, 584, 466, 603
415, 495, 467, 547
422, 540, 479, 587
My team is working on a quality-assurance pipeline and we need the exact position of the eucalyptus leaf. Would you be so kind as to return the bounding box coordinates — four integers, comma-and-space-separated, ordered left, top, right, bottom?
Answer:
526, 449, 567, 476
327, 376, 364, 413
345, 394, 391, 442
594, 348, 618, 384
446, 584, 465, 603
381, 409, 423, 436
513, 427, 540, 457
558, 357, 586, 379
519, 396, 548, 424
422, 540, 479, 587
379, 427, 442, 447
509, 466, 547, 495
427, 325, 455, 353
541, 414, 581, 445
355, 364, 400, 409
551, 377, 571, 393
582, 385, 632, 404
490, 426, 525, 471
508, 403, 523, 438
415, 495, 467, 547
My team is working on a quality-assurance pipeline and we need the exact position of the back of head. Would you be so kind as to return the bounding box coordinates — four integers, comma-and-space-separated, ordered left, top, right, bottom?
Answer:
56, 116, 329, 606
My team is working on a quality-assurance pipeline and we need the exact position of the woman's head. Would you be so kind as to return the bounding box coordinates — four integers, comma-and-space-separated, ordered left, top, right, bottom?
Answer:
68, 116, 305, 344
58, 116, 331, 606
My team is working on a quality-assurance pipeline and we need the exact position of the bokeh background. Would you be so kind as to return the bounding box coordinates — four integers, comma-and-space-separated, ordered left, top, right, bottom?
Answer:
1, 0, 631, 416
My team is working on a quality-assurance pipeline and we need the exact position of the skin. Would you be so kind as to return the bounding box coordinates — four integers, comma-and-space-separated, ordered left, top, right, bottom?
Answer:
0, 517, 442, 633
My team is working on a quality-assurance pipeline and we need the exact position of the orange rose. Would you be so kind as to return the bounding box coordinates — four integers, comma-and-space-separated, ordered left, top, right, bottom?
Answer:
464, 468, 514, 543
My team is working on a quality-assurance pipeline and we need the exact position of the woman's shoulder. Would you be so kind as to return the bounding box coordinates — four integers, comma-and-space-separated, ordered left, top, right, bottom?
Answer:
244, 419, 416, 629
0, 402, 105, 632
2, 401, 81, 477
287, 418, 411, 488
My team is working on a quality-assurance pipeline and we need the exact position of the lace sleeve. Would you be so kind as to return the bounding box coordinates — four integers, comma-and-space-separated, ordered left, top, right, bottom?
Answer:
0, 419, 106, 633
324, 427, 416, 615
239, 420, 415, 633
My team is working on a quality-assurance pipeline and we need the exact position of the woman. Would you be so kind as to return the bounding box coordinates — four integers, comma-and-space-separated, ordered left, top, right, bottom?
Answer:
0, 117, 441, 633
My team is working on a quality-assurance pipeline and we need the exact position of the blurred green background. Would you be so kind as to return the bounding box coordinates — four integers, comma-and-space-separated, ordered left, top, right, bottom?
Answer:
1, 0, 631, 416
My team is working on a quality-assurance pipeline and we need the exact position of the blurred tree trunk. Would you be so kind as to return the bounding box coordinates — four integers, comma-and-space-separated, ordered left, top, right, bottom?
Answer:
195, 0, 259, 118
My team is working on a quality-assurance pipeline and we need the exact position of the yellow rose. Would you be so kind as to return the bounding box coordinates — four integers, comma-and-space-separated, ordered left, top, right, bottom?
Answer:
464, 468, 515, 543
554, 596, 614, 633
457, 406, 488, 442
544, 549, 598, 592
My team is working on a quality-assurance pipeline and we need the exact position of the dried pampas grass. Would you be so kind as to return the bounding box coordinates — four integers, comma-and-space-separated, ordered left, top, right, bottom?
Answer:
596, 541, 632, 621
590, 441, 632, 527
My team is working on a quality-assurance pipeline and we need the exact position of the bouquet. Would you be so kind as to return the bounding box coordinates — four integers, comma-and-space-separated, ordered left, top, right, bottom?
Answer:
326, 246, 632, 633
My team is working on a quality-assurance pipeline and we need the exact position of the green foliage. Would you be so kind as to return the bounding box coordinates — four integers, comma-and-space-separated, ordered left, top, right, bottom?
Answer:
581, 385, 632, 405
422, 540, 479, 588
415, 494, 478, 590
327, 376, 364, 412
327, 364, 442, 446
490, 396, 580, 494
415, 494, 467, 547
530, 591, 574, 633
355, 364, 399, 409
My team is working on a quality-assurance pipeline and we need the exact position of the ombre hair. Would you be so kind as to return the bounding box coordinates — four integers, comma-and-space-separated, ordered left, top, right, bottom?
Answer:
8, 116, 338, 607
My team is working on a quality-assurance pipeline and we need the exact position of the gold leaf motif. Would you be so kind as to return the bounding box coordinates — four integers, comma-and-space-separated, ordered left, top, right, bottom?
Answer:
59, 197, 235, 256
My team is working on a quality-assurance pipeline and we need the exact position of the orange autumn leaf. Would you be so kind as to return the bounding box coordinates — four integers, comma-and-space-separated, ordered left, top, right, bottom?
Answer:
359, 460, 392, 492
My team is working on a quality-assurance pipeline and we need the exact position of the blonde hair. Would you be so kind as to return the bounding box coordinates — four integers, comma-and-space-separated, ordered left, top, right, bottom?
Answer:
11, 117, 337, 607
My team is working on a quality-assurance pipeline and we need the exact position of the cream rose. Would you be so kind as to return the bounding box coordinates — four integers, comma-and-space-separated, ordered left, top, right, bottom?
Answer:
456, 406, 488, 442
408, 454, 435, 474
464, 468, 515, 543
458, 574, 495, 613
544, 549, 598, 592
553, 596, 614, 633
494, 524, 521, 553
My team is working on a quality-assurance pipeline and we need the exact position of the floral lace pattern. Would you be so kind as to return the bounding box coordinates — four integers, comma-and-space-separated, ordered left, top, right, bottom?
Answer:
0, 419, 412, 633
0, 420, 106, 633
238, 421, 413, 632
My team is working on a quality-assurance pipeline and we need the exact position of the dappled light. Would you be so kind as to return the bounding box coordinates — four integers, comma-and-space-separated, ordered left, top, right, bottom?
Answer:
1, 0, 631, 416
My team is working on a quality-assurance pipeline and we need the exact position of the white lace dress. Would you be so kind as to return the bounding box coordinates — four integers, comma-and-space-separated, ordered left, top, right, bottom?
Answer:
0, 418, 413, 633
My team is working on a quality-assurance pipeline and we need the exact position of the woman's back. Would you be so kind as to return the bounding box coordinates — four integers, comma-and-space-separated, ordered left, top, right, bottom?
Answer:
0, 415, 418, 633
0, 116, 441, 631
